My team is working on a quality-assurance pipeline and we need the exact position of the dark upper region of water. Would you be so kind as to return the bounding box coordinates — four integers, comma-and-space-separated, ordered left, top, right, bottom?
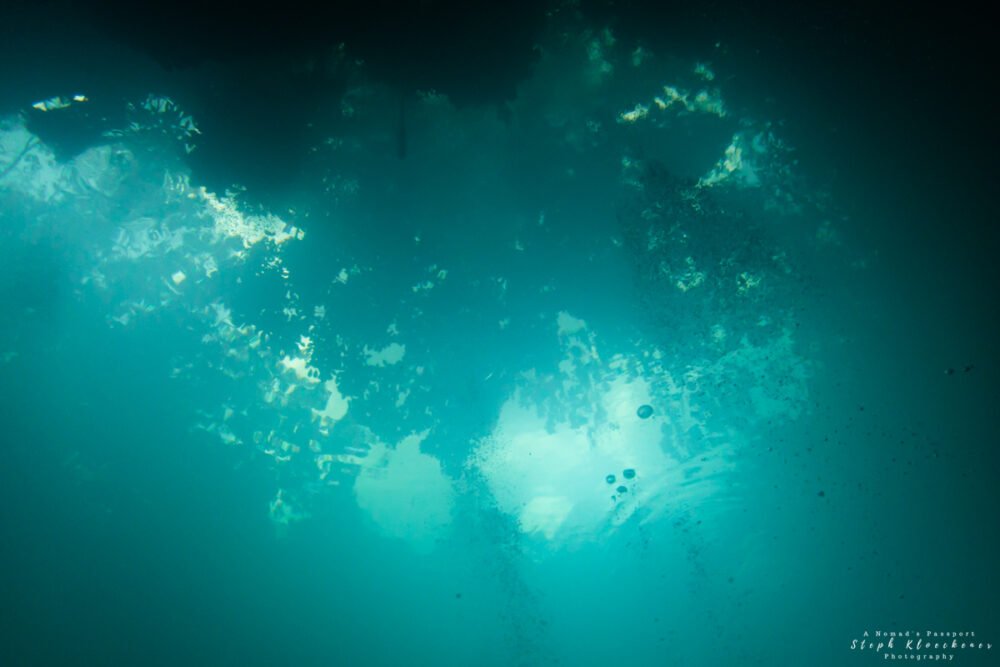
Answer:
85, 0, 546, 107
2, 1, 991, 221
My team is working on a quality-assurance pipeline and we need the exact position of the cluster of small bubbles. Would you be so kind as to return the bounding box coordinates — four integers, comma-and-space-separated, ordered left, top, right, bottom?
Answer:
607, 468, 637, 501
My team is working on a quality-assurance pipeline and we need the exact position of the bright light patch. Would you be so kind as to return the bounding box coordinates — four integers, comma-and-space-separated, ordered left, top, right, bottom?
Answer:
312, 376, 349, 425
556, 311, 587, 336
470, 312, 738, 547
364, 342, 406, 367
353, 431, 455, 553
471, 374, 699, 545
520, 496, 574, 540
618, 103, 649, 124
278, 355, 320, 384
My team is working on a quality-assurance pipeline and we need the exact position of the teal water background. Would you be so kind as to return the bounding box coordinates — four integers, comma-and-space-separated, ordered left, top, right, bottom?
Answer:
0, 3, 996, 666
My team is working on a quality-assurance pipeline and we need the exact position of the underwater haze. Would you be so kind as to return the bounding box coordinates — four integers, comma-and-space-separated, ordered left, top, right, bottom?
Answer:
0, 2, 996, 666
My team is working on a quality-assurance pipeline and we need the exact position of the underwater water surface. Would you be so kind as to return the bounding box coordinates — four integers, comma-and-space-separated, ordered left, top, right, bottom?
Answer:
0, 3, 996, 666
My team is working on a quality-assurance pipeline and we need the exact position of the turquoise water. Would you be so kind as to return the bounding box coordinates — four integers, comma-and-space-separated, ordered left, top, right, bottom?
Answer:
0, 4, 996, 666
